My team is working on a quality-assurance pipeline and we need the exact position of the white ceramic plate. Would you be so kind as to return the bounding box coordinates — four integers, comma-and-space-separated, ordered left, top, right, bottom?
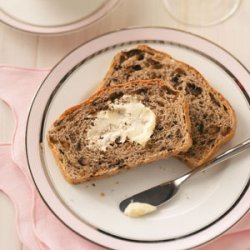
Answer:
0, 0, 119, 34
26, 28, 250, 250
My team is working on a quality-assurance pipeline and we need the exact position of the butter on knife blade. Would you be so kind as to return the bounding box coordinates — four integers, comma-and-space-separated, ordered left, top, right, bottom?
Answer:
124, 202, 157, 217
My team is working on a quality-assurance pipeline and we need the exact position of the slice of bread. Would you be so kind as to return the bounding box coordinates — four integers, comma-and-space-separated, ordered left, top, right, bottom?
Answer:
101, 45, 236, 168
47, 79, 192, 184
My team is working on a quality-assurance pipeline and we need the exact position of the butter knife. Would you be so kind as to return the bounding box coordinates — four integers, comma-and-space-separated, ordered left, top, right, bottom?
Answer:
119, 138, 250, 214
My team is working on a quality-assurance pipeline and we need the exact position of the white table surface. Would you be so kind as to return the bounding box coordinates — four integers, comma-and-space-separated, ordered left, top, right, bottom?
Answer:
0, 0, 250, 249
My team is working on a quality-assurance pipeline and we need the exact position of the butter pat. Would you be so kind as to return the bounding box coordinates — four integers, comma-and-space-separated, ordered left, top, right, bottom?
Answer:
124, 202, 157, 217
86, 95, 156, 151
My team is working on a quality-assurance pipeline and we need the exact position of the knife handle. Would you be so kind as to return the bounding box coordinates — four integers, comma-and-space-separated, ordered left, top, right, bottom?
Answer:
174, 138, 250, 186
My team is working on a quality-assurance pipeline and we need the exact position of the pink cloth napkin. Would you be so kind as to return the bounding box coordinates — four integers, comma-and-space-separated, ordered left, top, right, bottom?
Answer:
0, 65, 249, 250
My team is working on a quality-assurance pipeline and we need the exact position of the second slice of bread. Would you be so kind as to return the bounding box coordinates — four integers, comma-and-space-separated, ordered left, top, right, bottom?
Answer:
47, 79, 192, 184
101, 45, 237, 168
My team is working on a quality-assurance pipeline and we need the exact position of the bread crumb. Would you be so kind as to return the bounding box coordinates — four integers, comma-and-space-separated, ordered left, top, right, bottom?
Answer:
100, 192, 105, 197
115, 181, 119, 185
39, 143, 44, 151
92, 183, 96, 187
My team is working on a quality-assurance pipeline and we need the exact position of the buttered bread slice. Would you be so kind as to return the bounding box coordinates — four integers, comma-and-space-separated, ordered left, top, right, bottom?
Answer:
47, 80, 192, 184
102, 45, 236, 168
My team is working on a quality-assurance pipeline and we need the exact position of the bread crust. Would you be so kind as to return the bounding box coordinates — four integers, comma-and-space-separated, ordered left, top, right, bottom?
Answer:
101, 45, 237, 168
47, 79, 192, 184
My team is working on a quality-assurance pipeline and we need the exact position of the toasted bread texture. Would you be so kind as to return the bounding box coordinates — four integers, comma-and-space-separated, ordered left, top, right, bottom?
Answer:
47, 79, 192, 184
101, 45, 236, 168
